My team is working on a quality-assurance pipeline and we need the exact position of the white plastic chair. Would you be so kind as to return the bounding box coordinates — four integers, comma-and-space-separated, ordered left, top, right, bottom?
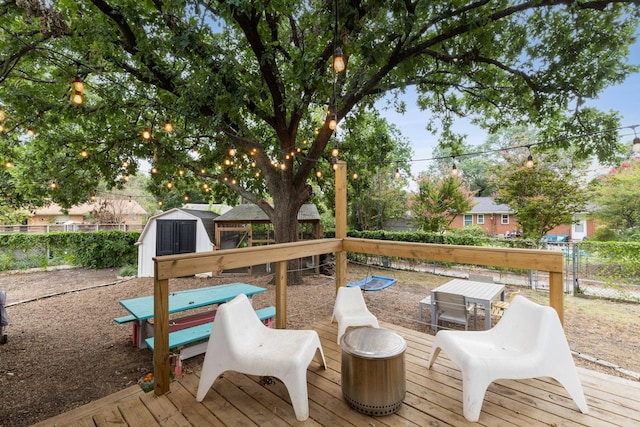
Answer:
196, 294, 327, 421
428, 295, 588, 422
331, 286, 379, 344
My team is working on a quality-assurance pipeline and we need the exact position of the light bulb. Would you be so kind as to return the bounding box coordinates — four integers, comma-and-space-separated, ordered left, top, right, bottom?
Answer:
331, 145, 339, 157
328, 113, 337, 130
73, 76, 84, 93
333, 47, 345, 72
525, 154, 534, 168
163, 120, 173, 132
141, 128, 151, 140
72, 91, 83, 105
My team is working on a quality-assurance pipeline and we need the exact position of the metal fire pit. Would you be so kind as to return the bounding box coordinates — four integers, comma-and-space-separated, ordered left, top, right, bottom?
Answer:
340, 327, 407, 416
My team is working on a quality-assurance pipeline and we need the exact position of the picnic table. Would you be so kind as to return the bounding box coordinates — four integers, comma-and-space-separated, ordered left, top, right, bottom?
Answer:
116, 283, 267, 348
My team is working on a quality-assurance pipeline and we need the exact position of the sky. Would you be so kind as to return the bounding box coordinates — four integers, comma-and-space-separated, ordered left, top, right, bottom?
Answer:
381, 30, 640, 179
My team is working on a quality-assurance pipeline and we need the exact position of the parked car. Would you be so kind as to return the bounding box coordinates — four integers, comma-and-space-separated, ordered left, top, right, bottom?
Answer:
541, 234, 570, 243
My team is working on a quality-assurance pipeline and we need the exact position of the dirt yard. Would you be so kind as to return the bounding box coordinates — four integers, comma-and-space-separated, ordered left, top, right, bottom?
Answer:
0, 265, 639, 427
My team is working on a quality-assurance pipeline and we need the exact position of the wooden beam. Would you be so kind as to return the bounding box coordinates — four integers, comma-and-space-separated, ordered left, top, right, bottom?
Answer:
342, 238, 564, 273
275, 260, 287, 329
335, 161, 347, 290
549, 271, 564, 325
154, 238, 343, 280
153, 276, 170, 396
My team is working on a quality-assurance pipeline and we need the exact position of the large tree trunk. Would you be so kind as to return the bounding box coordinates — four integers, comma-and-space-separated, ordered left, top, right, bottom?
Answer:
271, 195, 305, 285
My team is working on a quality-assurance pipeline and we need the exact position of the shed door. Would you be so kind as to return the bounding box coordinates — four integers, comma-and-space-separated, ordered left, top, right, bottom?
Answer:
156, 220, 197, 256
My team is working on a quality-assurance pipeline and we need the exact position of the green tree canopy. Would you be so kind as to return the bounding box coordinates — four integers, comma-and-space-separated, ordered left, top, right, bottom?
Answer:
1, 0, 638, 251
592, 158, 640, 240
490, 150, 589, 241
409, 173, 474, 233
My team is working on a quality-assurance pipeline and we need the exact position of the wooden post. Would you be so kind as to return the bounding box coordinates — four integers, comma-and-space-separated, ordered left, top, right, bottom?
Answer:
275, 260, 287, 329
153, 275, 170, 395
335, 160, 347, 291
549, 271, 564, 325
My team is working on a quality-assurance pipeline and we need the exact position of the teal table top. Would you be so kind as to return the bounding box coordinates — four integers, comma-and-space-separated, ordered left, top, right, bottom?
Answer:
119, 283, 266, 321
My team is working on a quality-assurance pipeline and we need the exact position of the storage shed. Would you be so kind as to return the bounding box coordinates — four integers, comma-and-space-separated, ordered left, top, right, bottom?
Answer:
135, 208, 218, 277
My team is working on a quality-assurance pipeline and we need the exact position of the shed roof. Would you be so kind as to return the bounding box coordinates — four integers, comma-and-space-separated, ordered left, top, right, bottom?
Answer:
136, 208, 218, 245
215, 203, 320, 223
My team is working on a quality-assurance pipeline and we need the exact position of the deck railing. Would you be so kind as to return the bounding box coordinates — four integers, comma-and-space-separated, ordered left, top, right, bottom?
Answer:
151, 162, 564, 395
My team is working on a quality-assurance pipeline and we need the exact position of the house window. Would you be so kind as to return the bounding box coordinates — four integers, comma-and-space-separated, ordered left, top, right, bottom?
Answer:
501, 214, 509, 225
477, 214, 484, 225
464, 215, 473, 226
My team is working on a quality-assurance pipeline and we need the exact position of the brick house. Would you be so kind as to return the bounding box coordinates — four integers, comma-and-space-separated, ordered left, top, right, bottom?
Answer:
449, 197, 595, 240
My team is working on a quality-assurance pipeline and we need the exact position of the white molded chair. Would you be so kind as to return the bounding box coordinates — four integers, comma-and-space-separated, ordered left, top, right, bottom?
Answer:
331, 286, 379, 344
428, 295, 588, 422
196, 293, 327, 421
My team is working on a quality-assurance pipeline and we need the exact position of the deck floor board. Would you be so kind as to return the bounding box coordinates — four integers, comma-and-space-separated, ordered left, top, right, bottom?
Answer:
31, 320, 640, 427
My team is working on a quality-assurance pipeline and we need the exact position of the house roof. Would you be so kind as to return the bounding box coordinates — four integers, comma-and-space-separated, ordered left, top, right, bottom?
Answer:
469, 197, 510, 214
215, 203, 320, 223
32, 199, 147, 216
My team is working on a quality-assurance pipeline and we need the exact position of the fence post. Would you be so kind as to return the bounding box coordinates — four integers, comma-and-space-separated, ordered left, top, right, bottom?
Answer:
153, 274, 170, 395
335, 161, 347, 291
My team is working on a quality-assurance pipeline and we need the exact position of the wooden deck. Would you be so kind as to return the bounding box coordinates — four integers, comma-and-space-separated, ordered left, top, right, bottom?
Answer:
33, 320, 640, 427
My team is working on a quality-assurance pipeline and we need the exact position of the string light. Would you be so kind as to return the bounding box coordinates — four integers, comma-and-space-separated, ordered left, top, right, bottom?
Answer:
333, 47, 345, 73
328, 112, 337, 130
331, 143, 339, 157
352, 172, 358, 179
4, 160, 13, 168
229, 146, 237, 156
525, 146, 534, 168
80, 148, 89, 158
26, 128, 35, 137
163, 119, 173, 133
141, 128, 151, 140
72, 76, 84, 93
451, 158, 459, 176
71, 91, 83, 105
632, 126, 640, 153
71, 76, 84, 105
